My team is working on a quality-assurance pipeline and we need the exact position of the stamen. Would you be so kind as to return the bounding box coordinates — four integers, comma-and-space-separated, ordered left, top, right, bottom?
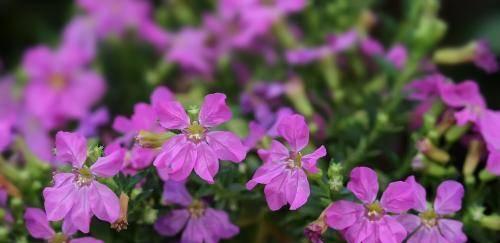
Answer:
188, 200, 206, 219
286, 152, 303, 169
73, 167, 94, 187
420, 210, 438, 228
365, 202, 384, 221
185, 121, 206, 143
49, 233, 68, 243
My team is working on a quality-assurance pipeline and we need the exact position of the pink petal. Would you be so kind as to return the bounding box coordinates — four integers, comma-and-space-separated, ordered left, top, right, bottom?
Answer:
479, 110, 500, 151
154, 209, 190, 236
167, 142, 197, 182
154, 100, 189, 130
206, 131, 247, 162
150, 86, 175, 108
43, 178, 77, 221
434, 180, 464, 215
153, 134, 188, 169
347, 167, 379, 204
89, 181, 120, 223
246, 162, 286, 190
405, 176, 427, 212
70, 237, 104, 243
203, 208, 240, 239
199, 93, 232, 127
162, 181, 192, 206
130, 103, 159, 131
55, 131, 87, 168
394, 213, 421, 233
407, 227, 444, 243
285, 169, 310, 210
378, 215, 408, 243
257, 140, 289, 164
24, 208, 55, 239
380, 180, 415, 213
438, 219, 467, 243
112, 116, 133, 134
194, 143, 219, 184
264, 172, 288, 211
90, 149, 124, 178
62, 217, 78, 236
181, 218, 208, 243
277, 114, 309, 151
486, 150, 500, 175
301, 145, 327, 173
69, 187, 92, 233
325, 200, 364, 230
343, 219, 375, 243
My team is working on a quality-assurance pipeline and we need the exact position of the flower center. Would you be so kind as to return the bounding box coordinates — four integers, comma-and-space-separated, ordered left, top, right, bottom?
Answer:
261, 0, 276, 6
50, 74, 66, 90
73, 167, 94, 187
188, 200, 206, 219
286, 152, 303, 169
365, 202, 384, 221
185, 121, 206, 143
419, 209, 438, 228
49, 233, 68, 243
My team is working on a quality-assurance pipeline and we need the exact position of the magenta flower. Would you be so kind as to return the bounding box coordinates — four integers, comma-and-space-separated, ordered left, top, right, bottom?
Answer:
396, 178, 466, 243
22, 45, 105, 129
153, 93, 247, 183
154, 181, 239, 243
325, 167, 415, 243
285, 47, 331, 65
360, 37, 384, 56
327, 30, 358, 53
76, 107, 109, 138
43, 131, 123, 233
24, 208, 103, 243
473, 40, 498, 74
386, 43, 408, 70
246, 114, 326, 210
61, 17, 97, 64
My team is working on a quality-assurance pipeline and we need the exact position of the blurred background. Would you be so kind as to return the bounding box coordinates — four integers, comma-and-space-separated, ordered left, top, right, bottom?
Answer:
1, 0, 499, 111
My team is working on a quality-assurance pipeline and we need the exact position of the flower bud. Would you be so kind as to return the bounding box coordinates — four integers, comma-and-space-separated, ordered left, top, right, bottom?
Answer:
417, 138, 450, 164
86, 145, 103, 164
480, 214, 500, 231
111, 193, 129, 232
445, 124, 470, 144
304, 208, 328, 243
462, 139, 484, 178
136, 131, 173, 149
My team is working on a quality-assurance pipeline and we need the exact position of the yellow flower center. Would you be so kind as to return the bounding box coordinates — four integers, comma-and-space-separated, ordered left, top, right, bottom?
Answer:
365, 202, 384, 221
185, 121, 206, 143
188, 200, 206, 219
50, 74, 66, 90
74, 167, 94, 187
49, 233, 68, 243
420, 209, 438, 228
286, 152, 303, 169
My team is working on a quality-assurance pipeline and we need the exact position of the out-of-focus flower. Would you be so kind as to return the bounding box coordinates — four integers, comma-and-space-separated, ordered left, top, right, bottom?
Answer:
325, 167, 415, 243
76, 107, 109, 138
246, 114, 326, 210
153, 93, 247, 183
433, 39, 498, 74
473, 40, 499, 74
360, 37, 384, 56
386, 43, 408, 70
285, 47, 330, 65
243, 108, 293, 149
61, 17, 97, 64
43, 132, 123, 233
327, 30, 358, 53
22, 45, 105, 129
24, 207, 103, 243
396, 178, 466, 243
154, 181, 239, 243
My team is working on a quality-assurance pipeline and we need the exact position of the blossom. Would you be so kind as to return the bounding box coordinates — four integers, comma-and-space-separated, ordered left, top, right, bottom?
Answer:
386, 43, 408, 70
473, 40, 498, 74
43, 131, 123, 233
325, 167, 415, 243
246, 114, 326, 210
24, 207, 103, 243
396, 178, 467, 243
22, 45, 105, 129
76, 107, 109, 138
154, 181, 239, 243
153, 93, 247, 183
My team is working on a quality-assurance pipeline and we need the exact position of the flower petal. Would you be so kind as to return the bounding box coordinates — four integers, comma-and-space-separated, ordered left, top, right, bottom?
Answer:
381, 179, 416, 213
206, 131, 247, 162
90, 149, 124, 178
343, 219, 375, 243
181, 218, 212, 243
394, 213, 421, 234
194, 143, 219, 184
257, 140, 289, 164
405, 176, 427, 212
277, 114, 309, 151
167, 142, 197, 182
69, 186, 92, 233
89, 181, 120, 223
199, 93, 232, 127
325, 200, 364, 230
203, 208, 239, 239
24, 208, 55, 239
378, 215, 407, 243
70, 237, 104, 243
486, 150, 500, 175
162, 180, 192, 206
285, 169, 310, 210
264, 172, 288, 211
301, 145, 327, 173
347, 167, 379, 204
246, 162, 286, 190
154, 209, 190, 236
43, 177, 77, 221
153, 134, 187, 169
434, 180, 464, 215
55, 131, 87, 168
150, 86, 175, 108
438, 219, 467, 243
154, 100, 189, 130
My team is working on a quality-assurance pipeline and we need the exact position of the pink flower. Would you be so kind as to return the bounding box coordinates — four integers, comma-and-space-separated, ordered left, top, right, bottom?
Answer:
43, 132, 123, 233
153, 93, 247, 183
473, 40, 498, 74
246, 114, 326, 210
24, 208, 103, 243
325, 167, 415, 243
154, 181, 239, 243
386, 43, 408, 70
396, 178, 466, 243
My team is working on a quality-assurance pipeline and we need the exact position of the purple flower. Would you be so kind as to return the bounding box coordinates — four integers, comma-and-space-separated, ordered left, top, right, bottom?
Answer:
326, 30, 358, 53
22, 45, 105, 129
325, 167, 415, 243
285, 47, 331, 65
24, 207, 103, 243
246, 114, 326, 210
43, 132, 123, 233
0, 119, 13, 152
61, 17, 97, 64
360, 37, 384, 56
153, 93, 247, 183
473, 40, 498, 74
76, 107, 109, 138
154, 181, 239, 243
396, 178, 466, 243
243, 107, 293, 149
386, 43, 408, 70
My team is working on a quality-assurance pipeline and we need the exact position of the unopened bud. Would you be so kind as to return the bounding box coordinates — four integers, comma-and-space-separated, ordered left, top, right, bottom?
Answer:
136, 131, 173, 149
304, 207, 329, 243
86, 145, 104, 164
433, 42, 476, 65
417, 138, 450, 164
327, 161, 343, 178
445, 124, 470, 144
463, 140, 484, 178
480, 214, 500, 231
111, 193, 129, 231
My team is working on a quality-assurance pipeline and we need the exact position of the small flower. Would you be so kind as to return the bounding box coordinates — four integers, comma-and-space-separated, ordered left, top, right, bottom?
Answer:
325, 167, 415, 243
473, 40, 498, 74
153, 93, 247, 183
246, 114, 326, 210
154, 181, 239, 243
24, 207, 103, 243
43, 132, 123, 233
386, 43, 408, 70
396, 178, 467, 243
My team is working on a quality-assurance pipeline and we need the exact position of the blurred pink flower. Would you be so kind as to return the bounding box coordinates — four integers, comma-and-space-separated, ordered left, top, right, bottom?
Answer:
473, 40, 498, 74
386, 43, 408, 70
